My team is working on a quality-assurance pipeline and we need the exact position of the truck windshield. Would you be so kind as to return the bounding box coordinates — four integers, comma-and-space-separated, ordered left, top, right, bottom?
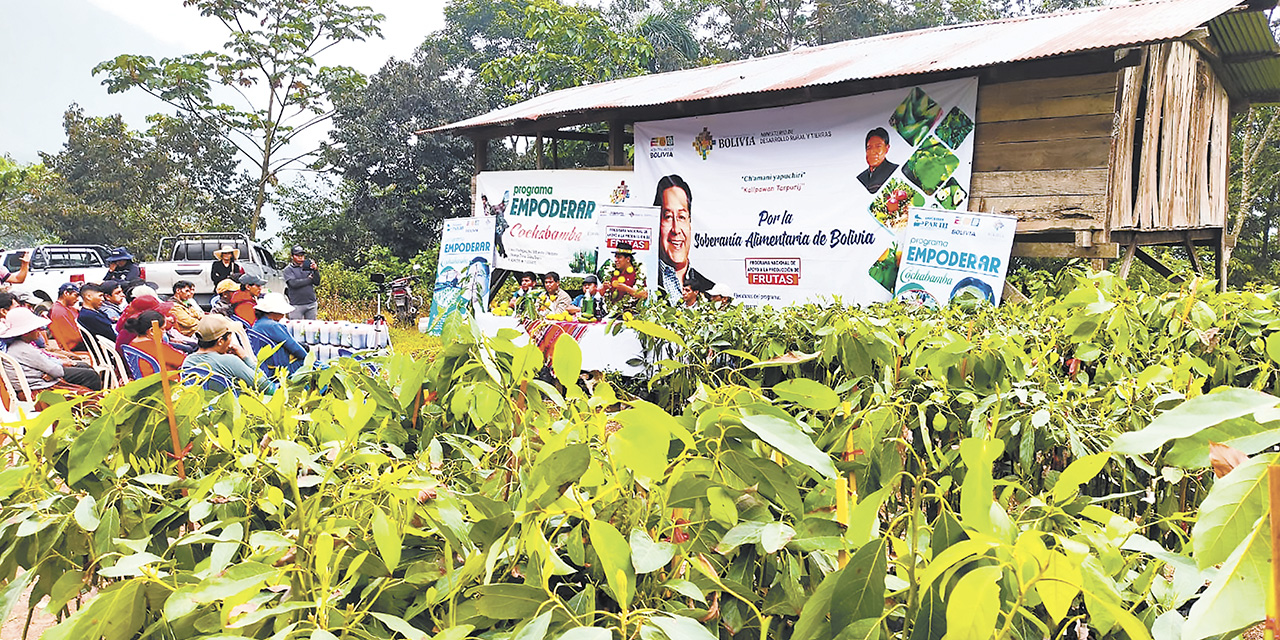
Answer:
174, 240, 250, 261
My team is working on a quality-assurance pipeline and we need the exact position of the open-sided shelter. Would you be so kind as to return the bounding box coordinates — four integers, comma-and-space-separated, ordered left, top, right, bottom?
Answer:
433, 0, 1280, 288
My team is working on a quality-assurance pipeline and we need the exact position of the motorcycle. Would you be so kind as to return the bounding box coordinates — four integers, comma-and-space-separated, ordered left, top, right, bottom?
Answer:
385, 273, 423, 325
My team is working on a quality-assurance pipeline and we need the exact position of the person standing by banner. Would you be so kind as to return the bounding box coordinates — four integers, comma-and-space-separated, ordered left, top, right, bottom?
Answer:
600, 243, 647, 316
653, 175, 715, 304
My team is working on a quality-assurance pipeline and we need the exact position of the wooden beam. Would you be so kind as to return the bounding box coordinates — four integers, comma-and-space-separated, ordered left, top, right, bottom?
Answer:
1133, 246, 1186, 283
1001, 281, 1030, 305
535, 130, 611, 143
1183, 237, 1205, 275
535, 134, 544, 170
1117, 237, 1139, 279
1110, 228, 1221, 246
1010, 242, 1120, 259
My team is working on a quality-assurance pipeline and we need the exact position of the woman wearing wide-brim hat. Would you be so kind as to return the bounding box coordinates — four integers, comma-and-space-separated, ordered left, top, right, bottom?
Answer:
211, 245, 245, 285
0, 307, 103, 401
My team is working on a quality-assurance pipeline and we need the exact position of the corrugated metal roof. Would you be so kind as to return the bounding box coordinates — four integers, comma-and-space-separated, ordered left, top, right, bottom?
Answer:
435, 0, 1277, 134
1210, 9, 1280, 100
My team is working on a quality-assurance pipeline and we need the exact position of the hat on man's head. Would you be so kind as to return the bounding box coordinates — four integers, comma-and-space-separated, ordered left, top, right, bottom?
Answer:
255, 292, 295, 315
240, 274, 267, 287
58, 282, 80, 295
12, 290, 39, 306
582, 274, 599, 285
291, 245, 306, 256
131, 285, 159, 300
0, 307, 50, 339
105, 247, 135, 262
216, 279, 239, 294
194, 314, 234, 343
613, 242, 635, 256
213, 245, 240, 259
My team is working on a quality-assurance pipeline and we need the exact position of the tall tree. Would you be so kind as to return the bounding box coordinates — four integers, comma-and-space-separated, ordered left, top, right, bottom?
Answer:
92, 0, 383, 238
324, 45, 499, 258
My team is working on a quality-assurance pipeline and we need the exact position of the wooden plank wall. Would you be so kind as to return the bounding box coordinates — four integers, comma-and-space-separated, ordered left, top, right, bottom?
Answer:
1110, 42, 1230, 231
969, 72, 1118, 234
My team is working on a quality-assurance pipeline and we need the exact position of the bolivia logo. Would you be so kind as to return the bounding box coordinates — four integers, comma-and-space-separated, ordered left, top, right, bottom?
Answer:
610, 180, 631, 204
693, 128, 714, 160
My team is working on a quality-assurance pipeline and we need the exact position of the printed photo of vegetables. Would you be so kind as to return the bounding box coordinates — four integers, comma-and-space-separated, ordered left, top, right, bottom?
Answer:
868, 177, 924, 231
868, 244, 900, 293
903, 136, 960, 196
889, 87, 942, 147
935, 106, 974, 150
934, 177, 968, 210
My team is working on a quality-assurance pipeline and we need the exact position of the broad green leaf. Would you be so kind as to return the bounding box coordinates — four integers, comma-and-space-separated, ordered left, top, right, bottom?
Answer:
228, 602, 314, 629
793, 565, 843, 640
609, 420, 668, 480
0, 572, 33, 631
165, 562, 276, 620
556, 628, 611, 640
1191, 453, 1276, 569
44, 579, 143, 640
529, 443, 591, 508
649, 614, 718, 640
589, 519, 635, 606
848, 485, 892, 549
1165, 416, 1280, 468
0, 466, 30, 501
68, 414, 115, 484
370, 612, 431, 640
661, 579, 706, 603
831, 538, 887, 634
431, 625, 475, 640
616, 400, 694, 448
739, 414, 838, 479
373, 506, 402, 571
511, 610, 553, 640
959, 438, 1002, 535
909, 586, 946, 640
715, 521, 765, 554
723, 450, 804, 517
1083, 588, 1154, 640
944, 565, 1001, 640
552, 334, 583, 388
760, 521, 795, 553
833, 619, 881, 640
1112, 389, 1278, 455
707, 486, 738, 528
773, 378, 839, 411
470, 584, 546, 620
626, 319, 687, 351
73, 494, 100, 531
1035, 551, 1080, 624
1051, 452, 1110, 502
630, 529, 675, 574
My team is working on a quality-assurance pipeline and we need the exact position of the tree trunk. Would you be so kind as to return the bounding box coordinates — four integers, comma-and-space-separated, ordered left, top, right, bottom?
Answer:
1225, 108, 1280, 273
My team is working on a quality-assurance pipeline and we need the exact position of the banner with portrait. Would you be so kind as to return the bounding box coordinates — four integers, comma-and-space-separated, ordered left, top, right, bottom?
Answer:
634, 77, 978, 306
893, 208, 1016, 307
475, 170, 637, 277
426, 216, 496, 336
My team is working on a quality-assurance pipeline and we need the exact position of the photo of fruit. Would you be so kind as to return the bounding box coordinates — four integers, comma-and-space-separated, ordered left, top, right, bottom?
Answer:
889, 87, 942, 147
903, 136, 960, 196
869, 177, 924, 231
934, 106, 974, 150
935, 177, 968, 210
868, 244, 901, 293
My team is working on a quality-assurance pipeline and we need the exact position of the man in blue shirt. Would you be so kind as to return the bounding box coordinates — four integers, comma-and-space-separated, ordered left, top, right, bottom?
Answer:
251, 293, 308, 374
77, 283, 118, 344
182, 314, 276, 394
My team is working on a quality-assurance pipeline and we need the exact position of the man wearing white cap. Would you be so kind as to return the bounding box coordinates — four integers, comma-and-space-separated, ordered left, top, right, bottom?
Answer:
252, 292, 308, 374
0, 307, 103, 394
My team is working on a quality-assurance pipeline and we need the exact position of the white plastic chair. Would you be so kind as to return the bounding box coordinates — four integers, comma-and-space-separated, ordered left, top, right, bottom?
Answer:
95, 336, 129, 387
0, 351, 39, 422
77, 324, 120, 388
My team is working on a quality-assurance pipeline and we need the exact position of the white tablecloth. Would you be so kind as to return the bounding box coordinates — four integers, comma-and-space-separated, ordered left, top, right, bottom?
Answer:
474, 313, 648, 376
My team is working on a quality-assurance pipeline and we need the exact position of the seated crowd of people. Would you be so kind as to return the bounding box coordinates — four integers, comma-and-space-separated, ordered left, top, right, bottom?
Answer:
0, 271, 310, 403
508, 243, 648, 322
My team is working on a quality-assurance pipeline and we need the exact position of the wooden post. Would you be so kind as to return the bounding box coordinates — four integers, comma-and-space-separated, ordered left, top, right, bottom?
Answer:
473, 138, 487, 175
1269, 465, 1280, 640
151, 320, 186, 484
608, 120, 627, 167
535, 134, 545, 170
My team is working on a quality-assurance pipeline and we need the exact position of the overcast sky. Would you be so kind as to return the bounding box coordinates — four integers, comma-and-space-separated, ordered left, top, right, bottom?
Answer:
0, 0, 448, 164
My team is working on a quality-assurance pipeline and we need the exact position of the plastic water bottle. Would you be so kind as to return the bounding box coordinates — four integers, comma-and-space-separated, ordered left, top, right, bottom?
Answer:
342, 323, 354, 347
374, 323, 388, 348
307, 321, 320, 345
319, 322, 331, 345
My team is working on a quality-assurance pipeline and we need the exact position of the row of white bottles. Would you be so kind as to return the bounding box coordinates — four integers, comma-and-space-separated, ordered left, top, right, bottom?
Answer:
280, 320, 389, 350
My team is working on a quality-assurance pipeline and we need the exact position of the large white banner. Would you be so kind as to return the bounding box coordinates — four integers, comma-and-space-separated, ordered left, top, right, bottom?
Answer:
476, 170, 636, 277
426, 216, 495, 335
894, 208, 1016, 307
635, 78, 978, 306
596, 204, 660, 295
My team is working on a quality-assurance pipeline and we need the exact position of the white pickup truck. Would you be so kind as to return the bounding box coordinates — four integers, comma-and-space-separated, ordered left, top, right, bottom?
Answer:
1, 245, 109, 301
147, 233, 285, 309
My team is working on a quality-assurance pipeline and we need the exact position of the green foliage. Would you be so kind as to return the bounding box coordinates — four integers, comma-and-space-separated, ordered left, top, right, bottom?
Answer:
92, 0, 384, 238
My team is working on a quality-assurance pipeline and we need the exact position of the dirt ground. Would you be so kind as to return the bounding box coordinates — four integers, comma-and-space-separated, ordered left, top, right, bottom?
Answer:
0, 584, 58, 640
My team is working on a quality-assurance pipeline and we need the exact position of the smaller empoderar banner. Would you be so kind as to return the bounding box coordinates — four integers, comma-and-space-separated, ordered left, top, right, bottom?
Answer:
476, 170, 635, 277
596, 204, 660, 292
426, 216, 496, 335
893, 208, 1016, 307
